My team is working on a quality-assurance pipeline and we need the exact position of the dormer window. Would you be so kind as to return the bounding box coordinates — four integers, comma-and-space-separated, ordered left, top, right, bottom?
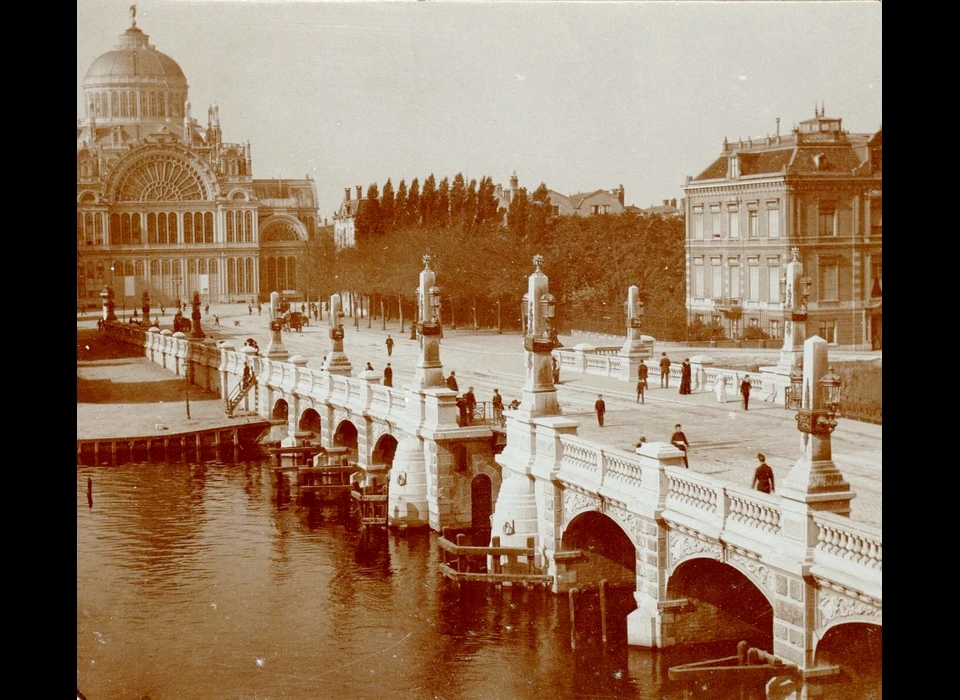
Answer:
729, 153, 740, 179
813, 153, 827, 170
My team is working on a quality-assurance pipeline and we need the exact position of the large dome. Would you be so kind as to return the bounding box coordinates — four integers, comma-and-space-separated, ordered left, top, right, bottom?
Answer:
83, 25, 187, 90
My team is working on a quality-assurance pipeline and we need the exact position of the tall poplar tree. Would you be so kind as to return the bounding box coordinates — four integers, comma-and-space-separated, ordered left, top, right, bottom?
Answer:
420, 174, 438, 226
449, 173, 466, 223
406, 178, 421, 227
395, 179, 408, 228
380, 178, 395, 235
436, 176, 450, 228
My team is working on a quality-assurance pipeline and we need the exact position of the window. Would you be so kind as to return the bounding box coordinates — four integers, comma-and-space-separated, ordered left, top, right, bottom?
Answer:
693, 258, 704, 298
870, 198, 882, 237
728, 259, 740, 300
710, 206, 721, 238
747, 258, 760, 302
728, 207, 740, 239
819, 260, 839, 301
870, 258, 882, 298
693, 207, 704, 240
711, 258, 722, 299
767, 204, 780, 238
818, 320, 836, 344
769, 319, 781, 339
818, 201, 836, 237
748, 208, 759, 238
729, 154, 740, 179
767, 259, 781, 303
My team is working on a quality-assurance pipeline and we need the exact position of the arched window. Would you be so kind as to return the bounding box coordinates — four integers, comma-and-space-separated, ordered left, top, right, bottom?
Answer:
110, 214, 120, 245
287, 257, 297, 290
183, 211, 193, 244
209, 259, 217, 274
158, 92, 166, 117
204, 213, 213, 243
227, 258, 236, 294
150, 260, 160, 276
149, 92, 158, 117
140, 92, 148, 117
77, 214, 83, 245
245, 259, 254, 294
121, 214, 131, 245
168, 213, 178, 243
162, 260, 171, 276
147, 213, 158, 244
158, 212, 167, 245
136, 261, 144, 277
198, 259, 206, 275
194, 213, 203, 243
96, 261, 105, 281
172, 260, 181, 278
120, 92, 128, 117
94, 213, 104, 245
266, 257, 277, 294
110, 92, 118, 117
226, 211, 234, 242
84, 214, 94, 246
245, 212, 253, 242
124, 261, 134, 276
188, 259, 197, 274
237, 259, 245, 294
131, 213, 142, 244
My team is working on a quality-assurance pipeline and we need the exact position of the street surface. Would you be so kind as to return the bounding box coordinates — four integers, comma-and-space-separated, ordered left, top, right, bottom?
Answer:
78, 303, 882, 526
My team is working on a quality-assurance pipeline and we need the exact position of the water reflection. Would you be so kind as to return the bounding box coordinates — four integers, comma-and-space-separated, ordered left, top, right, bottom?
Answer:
78, 459, 877, 699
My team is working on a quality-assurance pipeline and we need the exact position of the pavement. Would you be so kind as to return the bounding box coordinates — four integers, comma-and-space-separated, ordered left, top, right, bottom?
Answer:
77, 303, 882, 525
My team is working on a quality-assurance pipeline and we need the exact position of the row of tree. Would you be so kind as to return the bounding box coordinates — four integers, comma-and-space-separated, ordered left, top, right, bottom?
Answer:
300, 204, 688, 338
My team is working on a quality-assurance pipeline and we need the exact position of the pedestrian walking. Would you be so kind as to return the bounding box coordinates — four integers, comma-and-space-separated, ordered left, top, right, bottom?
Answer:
679, 359, 692, 395
464, 387, 476, 425
257, 302, 262, 316
248, 304, 252, 316
204, 304, 209, 316
670, 423, 690, 468
214, 314, 220, 326
160, 304, 166, 316
636, 377, 647, 404
492, 388, 504, 423
740, 375, 752, 411
659, 353, 671, 388
446, 371, 459, 392
552, 355, 560, 384
594, 394, 606, 427
638, 362, 649, 385
385, 335, 395, 357
752, 453, 775, 493
383, 363, 393, 387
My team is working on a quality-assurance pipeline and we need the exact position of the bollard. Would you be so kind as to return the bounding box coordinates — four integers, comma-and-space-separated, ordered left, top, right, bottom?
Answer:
457, 533, 467, 573
569, 588, 578, 650
599, 579, 608, 645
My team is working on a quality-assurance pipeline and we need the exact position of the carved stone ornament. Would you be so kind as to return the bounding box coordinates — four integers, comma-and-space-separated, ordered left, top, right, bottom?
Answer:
669, 531, 722, 567
503, 520, 515, 536
730, 552, 772, 590
605, 503, 641, 543
524, 336, 557, 353
563, 489, 598, 523
818, 589, 881, 623
397, 472, 407, 487
330, 327, 344, 341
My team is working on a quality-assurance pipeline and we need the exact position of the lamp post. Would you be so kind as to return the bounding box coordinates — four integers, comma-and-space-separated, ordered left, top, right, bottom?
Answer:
324, 292, 351, 374
519, 254, 561, 416
413, 254, 445, 389
264, 290, 289, 360
780, 335, 852, 515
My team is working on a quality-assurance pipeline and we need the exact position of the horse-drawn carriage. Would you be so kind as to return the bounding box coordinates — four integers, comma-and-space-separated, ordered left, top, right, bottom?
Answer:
283, 311, 306, 332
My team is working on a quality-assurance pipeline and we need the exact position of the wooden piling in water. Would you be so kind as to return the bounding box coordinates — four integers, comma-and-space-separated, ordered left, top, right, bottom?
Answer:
569, 588, 578, 650
599, 579, 608, 645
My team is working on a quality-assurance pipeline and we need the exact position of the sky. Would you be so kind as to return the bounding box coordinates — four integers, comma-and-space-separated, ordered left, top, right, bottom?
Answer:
77, 0, 882, 220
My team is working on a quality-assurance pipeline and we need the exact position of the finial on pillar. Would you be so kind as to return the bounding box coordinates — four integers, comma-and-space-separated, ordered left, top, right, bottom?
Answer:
790, 246, 800, 263
422, 253, 433, 271
533, 253, 544, 273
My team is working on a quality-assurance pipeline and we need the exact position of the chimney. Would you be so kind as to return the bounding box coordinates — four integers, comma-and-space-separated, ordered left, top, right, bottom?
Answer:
356, 185, 363, 200
617, 185, 624, 206
670, 198, 677, 208
345, 187, 351, 202
663, 199, 669, 207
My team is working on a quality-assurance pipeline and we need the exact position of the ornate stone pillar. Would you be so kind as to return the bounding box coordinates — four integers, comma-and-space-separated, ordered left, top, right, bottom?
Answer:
619, 284, 653, 382
322, 293, 351, 375
264, 290, 289, 360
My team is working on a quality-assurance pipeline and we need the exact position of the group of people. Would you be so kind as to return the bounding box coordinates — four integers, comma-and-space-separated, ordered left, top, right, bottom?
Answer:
645, 354, 753, 409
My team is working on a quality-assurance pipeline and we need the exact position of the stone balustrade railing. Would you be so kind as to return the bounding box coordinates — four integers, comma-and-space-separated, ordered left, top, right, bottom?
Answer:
813, 511, 882, 573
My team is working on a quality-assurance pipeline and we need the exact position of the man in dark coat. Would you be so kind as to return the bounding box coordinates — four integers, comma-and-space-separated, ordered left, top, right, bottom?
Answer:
740, 375, 752, 410
595, 394, 606, 427
463, 387, 476, 425
385, 335, 395, 356
670, 424, 690, 467
659, 353, 671, 388
446, 371, 459, 392
383, 363, 393, 387
752, 453, 774, 493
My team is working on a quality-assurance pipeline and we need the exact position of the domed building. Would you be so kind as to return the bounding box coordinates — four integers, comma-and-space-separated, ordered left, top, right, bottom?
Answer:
77, 12, 319, 307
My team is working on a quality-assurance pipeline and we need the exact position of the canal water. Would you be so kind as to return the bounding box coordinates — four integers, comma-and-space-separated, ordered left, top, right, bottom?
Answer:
76, 459, 858, 700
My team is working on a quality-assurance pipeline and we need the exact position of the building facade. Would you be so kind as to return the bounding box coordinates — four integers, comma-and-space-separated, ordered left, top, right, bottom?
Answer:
77, 14, 320, 306
683, 111, 882, 349
547, 186, 625, 217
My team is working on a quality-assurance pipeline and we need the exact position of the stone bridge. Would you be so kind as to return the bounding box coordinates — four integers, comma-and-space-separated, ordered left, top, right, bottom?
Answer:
103, 259, 881, 696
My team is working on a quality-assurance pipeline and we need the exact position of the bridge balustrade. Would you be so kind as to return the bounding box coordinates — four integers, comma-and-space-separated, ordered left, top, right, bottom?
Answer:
812, 511, 882, 586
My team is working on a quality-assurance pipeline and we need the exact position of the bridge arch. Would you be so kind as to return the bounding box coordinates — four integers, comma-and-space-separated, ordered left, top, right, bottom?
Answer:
666, 558, 774, 649
560, 511, 636, 590
298, 408, 321, 438
371, 433, 398, 469
272, 399, 289, 422
814, 621, 882, 695
333, 420, 359, 463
